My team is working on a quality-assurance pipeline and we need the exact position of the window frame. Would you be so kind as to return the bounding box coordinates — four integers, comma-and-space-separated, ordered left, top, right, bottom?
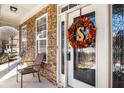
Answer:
35, 13, 48, 63
111, 4, 124, 88
21, 25, 27, 52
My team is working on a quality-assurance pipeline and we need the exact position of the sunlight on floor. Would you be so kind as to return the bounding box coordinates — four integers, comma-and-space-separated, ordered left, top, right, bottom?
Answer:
0, 57, 21, 72
0, 63, 9, 72
0, 67, 17, 82
0, 57, 21, 82
0, 62, 15, 72
0, 61, 29, 82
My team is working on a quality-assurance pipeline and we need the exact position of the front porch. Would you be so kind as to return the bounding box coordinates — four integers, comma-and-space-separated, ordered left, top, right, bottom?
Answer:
0, 57, 56, 88
1, 4, 124, 88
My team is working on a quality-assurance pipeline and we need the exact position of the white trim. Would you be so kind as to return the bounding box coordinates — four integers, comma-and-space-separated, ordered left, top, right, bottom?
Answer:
64, 13, 68, 87
36, 13, 48, 21
94, 4, 109, 87
109, 4, 112, 88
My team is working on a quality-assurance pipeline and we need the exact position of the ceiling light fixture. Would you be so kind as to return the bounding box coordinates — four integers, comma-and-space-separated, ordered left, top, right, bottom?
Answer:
10, 6, 18, 13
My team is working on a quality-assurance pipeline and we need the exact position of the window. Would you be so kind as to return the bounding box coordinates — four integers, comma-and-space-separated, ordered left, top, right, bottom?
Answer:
36, 14, 48, 63
61, 4, 79, 13
112, 4, 124, 88
21, 25, 27, 52
61, 21, 65, 74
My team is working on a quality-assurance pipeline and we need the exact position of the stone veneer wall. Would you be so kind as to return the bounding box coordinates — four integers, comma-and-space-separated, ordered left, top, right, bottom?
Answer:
19, 4, 58, 86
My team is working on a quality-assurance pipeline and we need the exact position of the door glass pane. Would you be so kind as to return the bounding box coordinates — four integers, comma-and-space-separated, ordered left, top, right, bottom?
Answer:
61, 21, 65, 74
74, 12, 96, 86
112, 4, 124, 88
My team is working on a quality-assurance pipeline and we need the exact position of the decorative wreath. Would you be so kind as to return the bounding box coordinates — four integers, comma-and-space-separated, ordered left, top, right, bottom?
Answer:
66, 17, 96, 48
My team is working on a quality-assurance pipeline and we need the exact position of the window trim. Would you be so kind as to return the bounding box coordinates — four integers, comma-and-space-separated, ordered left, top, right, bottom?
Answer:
35, 13, 48, 63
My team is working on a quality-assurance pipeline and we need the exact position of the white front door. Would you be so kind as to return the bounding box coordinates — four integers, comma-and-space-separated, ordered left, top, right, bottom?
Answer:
58, 4, 110, 88
67, 6, 96, 88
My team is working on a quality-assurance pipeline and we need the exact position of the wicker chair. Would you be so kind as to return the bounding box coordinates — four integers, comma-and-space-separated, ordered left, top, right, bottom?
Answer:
16, 53, 45, 88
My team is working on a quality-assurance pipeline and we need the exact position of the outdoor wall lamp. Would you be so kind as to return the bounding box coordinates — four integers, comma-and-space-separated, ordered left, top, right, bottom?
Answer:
10, 6, 18, 13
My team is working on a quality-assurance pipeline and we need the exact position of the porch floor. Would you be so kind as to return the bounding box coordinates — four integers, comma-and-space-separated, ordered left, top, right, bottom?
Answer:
0, 57, 56, 88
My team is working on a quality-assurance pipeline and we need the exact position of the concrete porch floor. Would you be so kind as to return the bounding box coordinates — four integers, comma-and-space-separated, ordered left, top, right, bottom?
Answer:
0, 57, 56, 88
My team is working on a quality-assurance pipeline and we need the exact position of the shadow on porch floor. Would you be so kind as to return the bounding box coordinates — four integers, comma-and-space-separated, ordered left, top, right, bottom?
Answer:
0, 57, 56, 88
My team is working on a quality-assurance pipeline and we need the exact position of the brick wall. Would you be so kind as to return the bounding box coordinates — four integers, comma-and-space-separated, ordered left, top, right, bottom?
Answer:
19, 4, 58, 85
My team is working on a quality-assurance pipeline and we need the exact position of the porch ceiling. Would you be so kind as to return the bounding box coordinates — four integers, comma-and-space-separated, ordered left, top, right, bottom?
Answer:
0, 4, 47, 27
